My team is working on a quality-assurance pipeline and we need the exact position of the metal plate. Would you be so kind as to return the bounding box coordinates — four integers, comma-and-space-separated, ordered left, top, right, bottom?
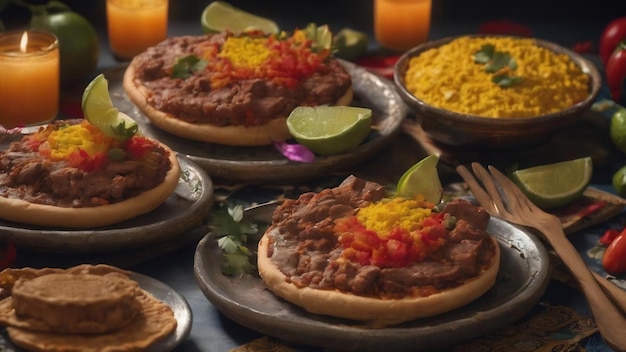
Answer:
0, 272, 192, 352
107, 60, 408, 184
193, 203, 551, 351
0, 139, 214, 254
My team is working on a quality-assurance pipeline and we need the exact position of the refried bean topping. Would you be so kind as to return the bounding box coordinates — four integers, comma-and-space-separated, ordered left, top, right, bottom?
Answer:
0, 120, 171, 208
268, 175, 497, 299
131, 30, 352, 127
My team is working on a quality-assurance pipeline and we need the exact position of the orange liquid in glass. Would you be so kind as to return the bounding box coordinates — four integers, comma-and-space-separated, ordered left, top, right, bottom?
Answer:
107, 0, 168, 60
374, 0, 432, 52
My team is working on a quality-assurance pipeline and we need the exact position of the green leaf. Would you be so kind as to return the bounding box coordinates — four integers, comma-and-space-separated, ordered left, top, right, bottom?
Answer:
217, 236, 239, 254
221, 253, 256, 276
484, 51, 512, 73
473, 44, 495, 64
473, 43, 522, 87
208, 203, 261, 276
492, 74, 523, 88
111, 120, 139, 139
172, 55, 208, 79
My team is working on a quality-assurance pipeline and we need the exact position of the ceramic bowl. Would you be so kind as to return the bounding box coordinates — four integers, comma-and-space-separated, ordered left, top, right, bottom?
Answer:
393, 35, 602, 148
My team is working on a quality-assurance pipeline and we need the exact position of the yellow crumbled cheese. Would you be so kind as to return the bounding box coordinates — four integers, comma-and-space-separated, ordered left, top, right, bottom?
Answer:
218, 36, 273, 69
46, 123, 112, 161
403, 36, 590, 118
356, 198, 432, 238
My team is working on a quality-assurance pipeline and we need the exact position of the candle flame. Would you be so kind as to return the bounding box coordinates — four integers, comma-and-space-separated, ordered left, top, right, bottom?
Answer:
19, 32, 28, 53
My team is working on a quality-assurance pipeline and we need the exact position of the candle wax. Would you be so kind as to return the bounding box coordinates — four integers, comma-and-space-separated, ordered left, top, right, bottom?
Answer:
0, 32, 59, 128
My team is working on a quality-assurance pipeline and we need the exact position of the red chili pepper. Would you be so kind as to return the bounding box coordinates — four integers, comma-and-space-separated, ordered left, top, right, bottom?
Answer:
602, 230, 626, 275
600, 17, 626, 65
599, 228, 620, 246
606, 41, 626, 102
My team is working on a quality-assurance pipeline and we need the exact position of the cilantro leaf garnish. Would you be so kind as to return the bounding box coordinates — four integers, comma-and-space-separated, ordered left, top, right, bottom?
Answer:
111, 120, 139, 140
473, 44, 522, 87
172, 55, 208, 79
208, 204, 260, 276
473, 44, 495, 64
492, 74, 523, 87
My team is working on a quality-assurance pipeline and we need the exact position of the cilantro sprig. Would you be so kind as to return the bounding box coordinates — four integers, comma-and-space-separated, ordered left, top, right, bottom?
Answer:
172, 55, 208, 79
208, 204, 260, 276
473, 44, 522, 87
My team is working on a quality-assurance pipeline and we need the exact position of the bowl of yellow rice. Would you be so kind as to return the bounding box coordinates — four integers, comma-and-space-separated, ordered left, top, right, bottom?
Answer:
393, 34, 601, 148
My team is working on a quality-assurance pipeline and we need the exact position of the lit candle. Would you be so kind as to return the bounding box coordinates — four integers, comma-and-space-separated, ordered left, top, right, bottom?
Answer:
374, 0, 432, 52
0, 31, 59, 128
106, 0, 169, 60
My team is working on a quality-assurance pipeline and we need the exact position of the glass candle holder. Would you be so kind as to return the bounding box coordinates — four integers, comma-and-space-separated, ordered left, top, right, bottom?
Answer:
374, 0, 432, 53
106, 0, 169, 61
0, 31, 59, 129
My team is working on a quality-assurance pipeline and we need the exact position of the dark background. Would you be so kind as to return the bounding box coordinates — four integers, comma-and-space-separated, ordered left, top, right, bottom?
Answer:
1, 0, 625, 69
2, 0, 626, 33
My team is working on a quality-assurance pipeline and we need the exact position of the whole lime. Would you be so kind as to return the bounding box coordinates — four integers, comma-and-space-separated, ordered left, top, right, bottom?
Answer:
610, 108, 626, 154
612, 165, 626, 197
31, 11, 99, 85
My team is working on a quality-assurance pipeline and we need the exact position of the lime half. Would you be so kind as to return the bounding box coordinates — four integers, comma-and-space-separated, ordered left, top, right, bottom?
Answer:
287, 106, 372, 155
396, 155, 443, 204
201, 1, 279, 34
82, 74, 138, 139
512, 157, 592, 209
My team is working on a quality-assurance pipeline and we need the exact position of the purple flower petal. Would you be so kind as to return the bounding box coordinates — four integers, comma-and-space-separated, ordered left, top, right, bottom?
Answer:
274, 141, 315, 163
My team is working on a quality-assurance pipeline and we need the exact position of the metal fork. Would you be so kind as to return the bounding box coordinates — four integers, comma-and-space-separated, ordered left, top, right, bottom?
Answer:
457, 162, 626, 351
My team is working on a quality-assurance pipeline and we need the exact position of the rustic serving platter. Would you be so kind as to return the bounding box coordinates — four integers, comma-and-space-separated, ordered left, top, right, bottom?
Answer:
193, 202, 551, 352
0, 148, 214, 254
107, 60, 408, 184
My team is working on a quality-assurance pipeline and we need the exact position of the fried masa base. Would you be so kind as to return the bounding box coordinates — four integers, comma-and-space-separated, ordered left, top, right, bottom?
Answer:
0, 265, 177, 352
258, 226, 501, 328
0, 141, 181, 228
3, 289, 176, 352
122, 60, 354, 147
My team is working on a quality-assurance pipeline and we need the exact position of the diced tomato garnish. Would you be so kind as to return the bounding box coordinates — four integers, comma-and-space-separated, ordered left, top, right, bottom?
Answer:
125, 136, 157, 159
335, 212, 449, 268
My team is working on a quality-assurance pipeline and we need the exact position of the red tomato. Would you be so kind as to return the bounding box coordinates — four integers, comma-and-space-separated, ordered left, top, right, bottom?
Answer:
602, 231, 626, 275
600, 17, 626, 64
606, 41, 626, 102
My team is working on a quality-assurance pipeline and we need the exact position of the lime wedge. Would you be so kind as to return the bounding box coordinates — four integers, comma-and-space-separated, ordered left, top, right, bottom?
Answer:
333, 28, 369, 60
82, 74, 138, 139
512, 157, 592, 209
287, 106, 372, 155
201, 1, 279, 34
396, 155, 443, 204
